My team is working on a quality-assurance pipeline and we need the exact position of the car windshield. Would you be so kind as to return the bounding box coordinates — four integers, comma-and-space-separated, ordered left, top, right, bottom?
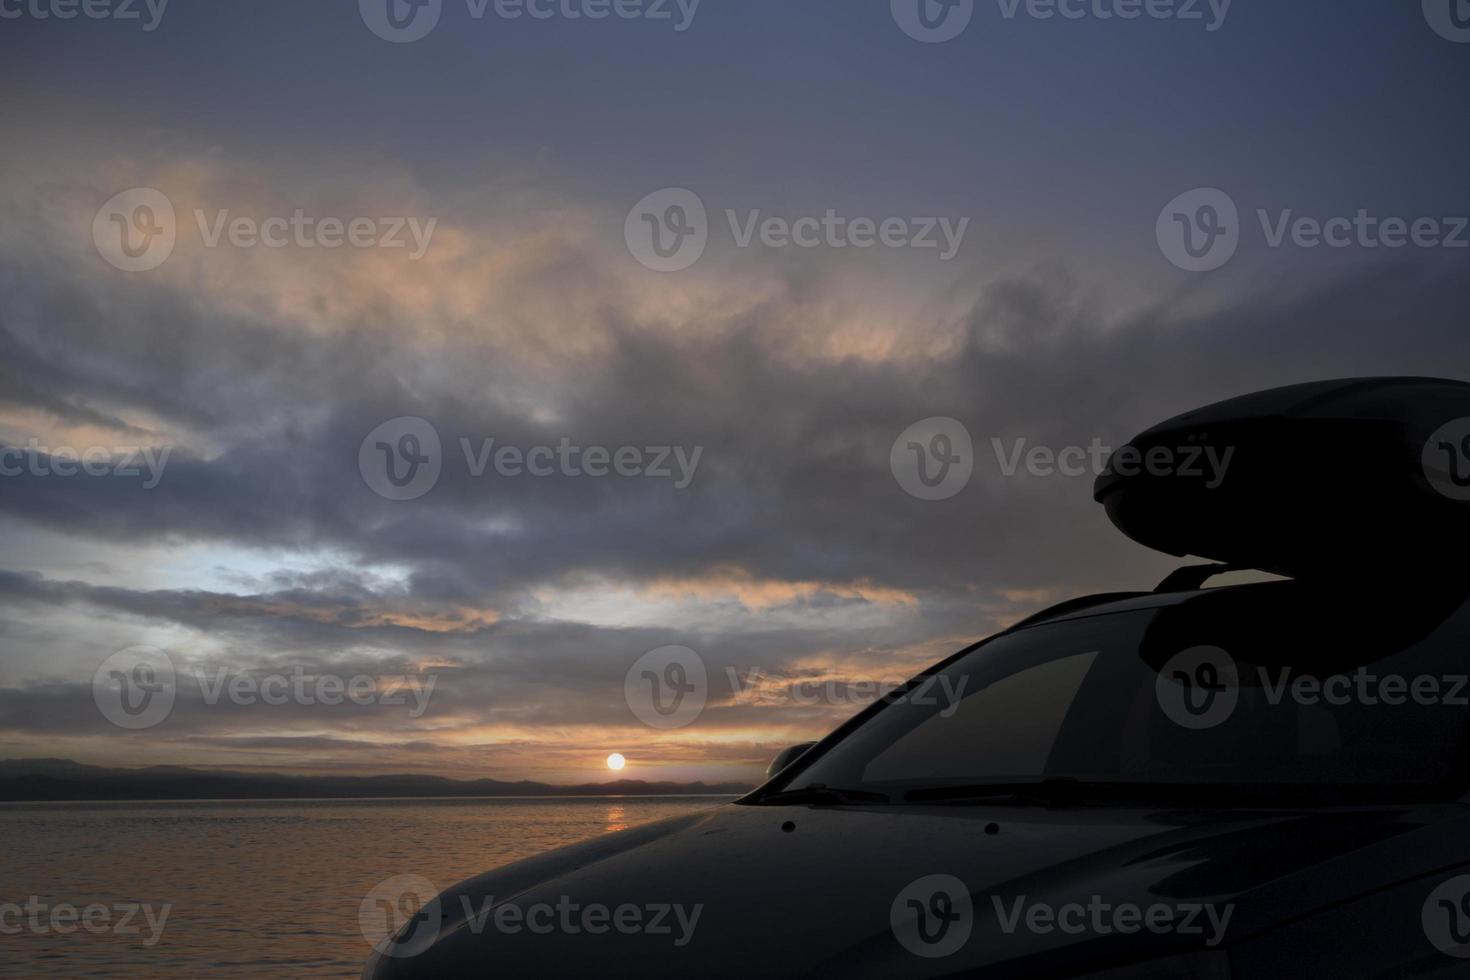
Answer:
775, 582, 1470, 805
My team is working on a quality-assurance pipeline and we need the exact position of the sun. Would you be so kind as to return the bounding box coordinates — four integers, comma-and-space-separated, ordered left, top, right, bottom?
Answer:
606, 753, 626, 771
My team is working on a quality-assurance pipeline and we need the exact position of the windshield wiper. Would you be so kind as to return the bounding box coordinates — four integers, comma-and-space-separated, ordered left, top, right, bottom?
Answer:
756, 783, 892, 806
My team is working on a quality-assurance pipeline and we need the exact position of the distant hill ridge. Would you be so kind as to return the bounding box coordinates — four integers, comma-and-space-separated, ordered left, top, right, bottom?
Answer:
0, 759, 754, 802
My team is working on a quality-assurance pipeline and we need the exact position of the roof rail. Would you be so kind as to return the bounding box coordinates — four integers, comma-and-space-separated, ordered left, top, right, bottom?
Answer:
1154, 563, 1252, 593
1002, 591, 1151, 633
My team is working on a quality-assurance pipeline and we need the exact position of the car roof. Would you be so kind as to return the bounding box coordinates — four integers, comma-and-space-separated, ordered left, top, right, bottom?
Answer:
1006, 579, 1292, 632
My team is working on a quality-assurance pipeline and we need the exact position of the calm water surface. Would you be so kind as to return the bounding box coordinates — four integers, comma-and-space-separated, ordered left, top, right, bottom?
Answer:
0, 796, 730, 978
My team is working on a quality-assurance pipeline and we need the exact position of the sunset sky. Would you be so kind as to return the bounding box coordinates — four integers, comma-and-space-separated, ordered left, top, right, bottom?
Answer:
0, 1, 1466, 785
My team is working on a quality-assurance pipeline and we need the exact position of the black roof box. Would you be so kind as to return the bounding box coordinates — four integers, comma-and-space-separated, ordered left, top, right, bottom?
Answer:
1094, 378, 1470, 579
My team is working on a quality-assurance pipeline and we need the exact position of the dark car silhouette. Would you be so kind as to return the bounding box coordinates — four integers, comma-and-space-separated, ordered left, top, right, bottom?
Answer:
364, 378, 1470, 979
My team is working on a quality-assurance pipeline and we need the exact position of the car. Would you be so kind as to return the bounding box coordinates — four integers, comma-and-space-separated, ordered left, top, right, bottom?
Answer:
363, 378, 1470, 979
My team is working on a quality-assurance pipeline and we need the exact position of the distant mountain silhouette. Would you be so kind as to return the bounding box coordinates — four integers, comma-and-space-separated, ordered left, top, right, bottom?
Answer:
0, 759, 753, 802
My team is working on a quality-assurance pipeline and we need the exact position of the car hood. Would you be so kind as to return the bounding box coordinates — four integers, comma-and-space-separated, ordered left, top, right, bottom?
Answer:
364, 800, 1468, 979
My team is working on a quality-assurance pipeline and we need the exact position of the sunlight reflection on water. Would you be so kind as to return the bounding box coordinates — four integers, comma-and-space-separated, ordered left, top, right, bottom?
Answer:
0, 796, 729, 978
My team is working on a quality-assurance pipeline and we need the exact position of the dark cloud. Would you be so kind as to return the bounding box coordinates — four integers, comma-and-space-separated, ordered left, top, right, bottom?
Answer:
2, 143, 1467, 780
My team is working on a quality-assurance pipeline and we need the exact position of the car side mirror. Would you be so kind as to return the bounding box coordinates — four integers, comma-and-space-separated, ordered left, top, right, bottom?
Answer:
765, 741, 818, 779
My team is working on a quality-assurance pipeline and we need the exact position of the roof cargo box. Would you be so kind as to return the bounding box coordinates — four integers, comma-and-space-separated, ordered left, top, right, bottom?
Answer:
1093, 378, 1470, 579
